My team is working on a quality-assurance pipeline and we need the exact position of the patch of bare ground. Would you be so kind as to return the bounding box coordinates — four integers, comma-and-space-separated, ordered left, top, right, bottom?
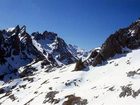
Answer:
43, 91, 60, 104
62, 94, 88, 105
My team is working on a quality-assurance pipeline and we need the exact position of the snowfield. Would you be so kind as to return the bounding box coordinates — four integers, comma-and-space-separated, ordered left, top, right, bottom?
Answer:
0, 49, 140, 105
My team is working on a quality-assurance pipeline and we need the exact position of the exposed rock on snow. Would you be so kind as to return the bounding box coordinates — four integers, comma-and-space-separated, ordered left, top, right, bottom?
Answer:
0, 19, 140, 105
81, 19, 140, 68
0, 26, 79, 81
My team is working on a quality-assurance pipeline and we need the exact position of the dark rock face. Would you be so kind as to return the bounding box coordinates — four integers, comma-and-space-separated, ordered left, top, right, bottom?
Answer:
0, 26, 78, 80
62, 94, 88, 105
32, 31, 77, 65
0, 26, 46, 79
32, 31, 57, 41
87, 20, 140, 67
73, 19, 140, 71
74, 59, 86, 71
54, 37, 77, 64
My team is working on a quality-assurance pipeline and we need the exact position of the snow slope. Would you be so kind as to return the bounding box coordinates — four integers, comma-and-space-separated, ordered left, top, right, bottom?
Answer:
0, 48, 140, 105
0, 26, 79, 80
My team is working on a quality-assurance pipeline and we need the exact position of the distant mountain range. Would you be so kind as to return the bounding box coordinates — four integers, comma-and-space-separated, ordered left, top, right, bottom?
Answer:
0, 19, 140, 105
0, 25, 89, 81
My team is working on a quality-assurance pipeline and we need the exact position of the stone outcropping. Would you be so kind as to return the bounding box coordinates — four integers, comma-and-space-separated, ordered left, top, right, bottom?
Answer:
90, 20, 140, 66
75, 19, 140, 70
0, 26, 78, 80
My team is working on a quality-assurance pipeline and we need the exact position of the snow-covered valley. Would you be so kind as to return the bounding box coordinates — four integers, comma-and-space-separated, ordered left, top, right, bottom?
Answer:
1, 19, 140, 105
0, 48, 140, 105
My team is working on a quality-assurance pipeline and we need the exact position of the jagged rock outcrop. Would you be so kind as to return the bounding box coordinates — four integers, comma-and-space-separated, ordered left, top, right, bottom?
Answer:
74, 59, 86, 71
87, 19, 140, 66
0, 26, 78, 80
32, 31, 77, 65
0, 25, 46, 80
74, 19, 140, 70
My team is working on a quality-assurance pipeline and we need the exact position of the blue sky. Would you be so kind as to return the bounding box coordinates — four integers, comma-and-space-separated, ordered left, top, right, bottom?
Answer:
0, 0, 140, 50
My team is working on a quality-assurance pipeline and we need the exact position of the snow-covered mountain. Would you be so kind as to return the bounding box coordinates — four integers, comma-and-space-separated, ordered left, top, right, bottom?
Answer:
0, 19, 140, 105
0, 25, 78, 81
1, 48, 140, 105
75, 19, 140, 70
68, 44, 89, 59
31, 31, 78, 66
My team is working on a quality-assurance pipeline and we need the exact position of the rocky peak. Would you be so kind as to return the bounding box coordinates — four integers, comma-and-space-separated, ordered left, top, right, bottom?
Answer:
75, 19, 140, 70
21, 25, 26, 32
91, 20, 140, 66
31, 30, 78, 65
0, 26, 46, 79
43, 31, 57, 41
32, 31, 57, 41
0, 26, 79, 80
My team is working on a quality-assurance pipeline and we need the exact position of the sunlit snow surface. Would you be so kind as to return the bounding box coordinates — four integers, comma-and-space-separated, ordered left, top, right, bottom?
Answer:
0, 49, 140, 105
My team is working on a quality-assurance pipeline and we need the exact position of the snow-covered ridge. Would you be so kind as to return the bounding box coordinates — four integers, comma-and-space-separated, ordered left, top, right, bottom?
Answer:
0, 48, 140, 105
1, 19, 140, 105
0, 25, 83, 81
77, 19, 140, 69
